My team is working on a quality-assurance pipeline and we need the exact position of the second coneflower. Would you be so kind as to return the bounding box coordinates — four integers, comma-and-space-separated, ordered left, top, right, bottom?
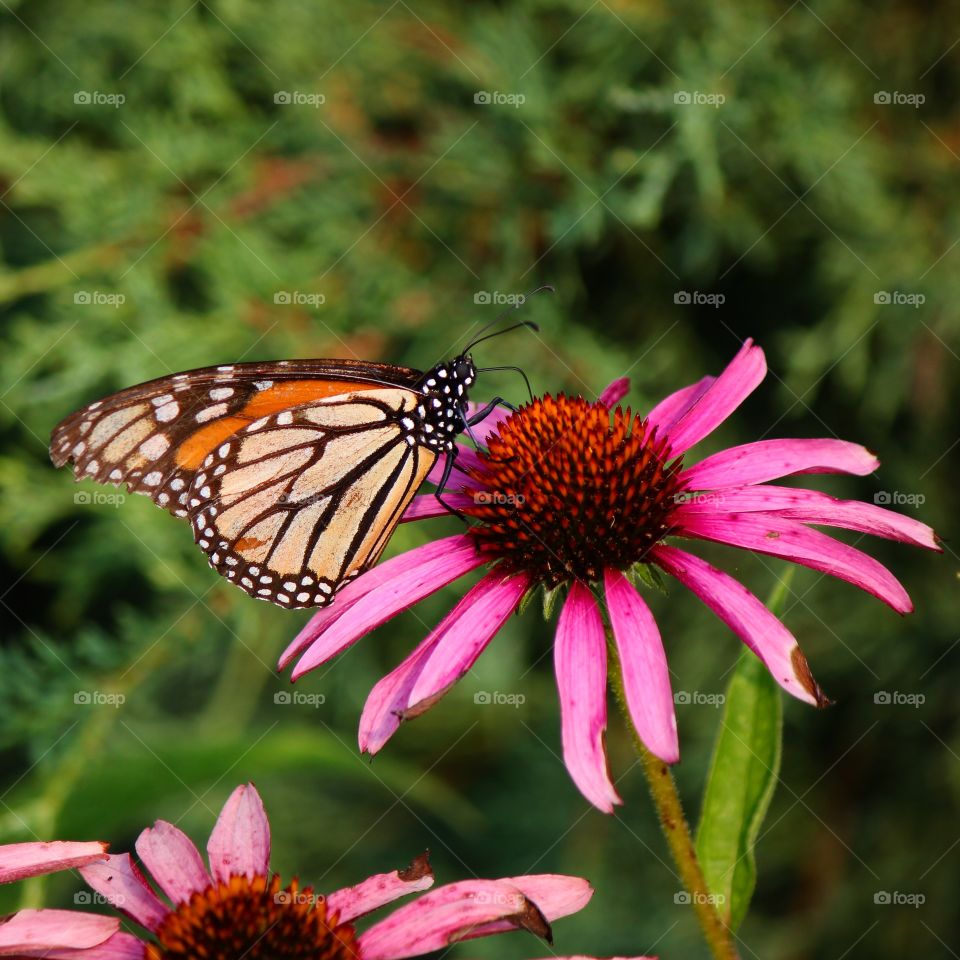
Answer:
280, 339, 939, 812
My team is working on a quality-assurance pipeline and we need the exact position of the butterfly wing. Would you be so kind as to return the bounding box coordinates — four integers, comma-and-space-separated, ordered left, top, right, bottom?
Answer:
50, 360, 436, 608
50, 359, 422, 515
188, 390, 436, 607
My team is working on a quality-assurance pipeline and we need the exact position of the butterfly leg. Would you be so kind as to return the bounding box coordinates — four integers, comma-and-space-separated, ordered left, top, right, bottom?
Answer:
432, 446, 468, 521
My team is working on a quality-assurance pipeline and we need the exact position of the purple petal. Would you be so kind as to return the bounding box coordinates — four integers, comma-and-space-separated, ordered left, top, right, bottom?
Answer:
674, 511, 912, 613
425, 446, 484, 486
282, 535, 482, 676
43, 932, 145, 960
359, 631, 444, 756
645, 375, 714, 436
357, 879, 553, 960
604, 569, 678, 764
506, 874, 593, 918
278, 534, 473, 669
675, 484, 939, 551
528, 956, 655, 960
405, 572, 531, 713
207, 784, 270, 885
554, 582, 621, 813
653, 545, 827, 705
79, 854, 168, 932
0, 911, 118, 956
599, 378, 630, 407
464, 403, 513, 443
664, 340, 766, 455
0, 841, 107, 884
326, 853, 434, 922
134, 821, 210, 905
680, 438, 879, 490
401, 492, 475, 522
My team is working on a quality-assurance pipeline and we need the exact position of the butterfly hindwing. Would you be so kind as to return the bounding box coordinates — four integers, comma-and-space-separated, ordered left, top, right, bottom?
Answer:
186, 389, 436, 608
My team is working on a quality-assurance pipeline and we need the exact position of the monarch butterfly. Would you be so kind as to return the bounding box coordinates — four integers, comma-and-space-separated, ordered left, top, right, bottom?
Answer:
50, 322, 534, 610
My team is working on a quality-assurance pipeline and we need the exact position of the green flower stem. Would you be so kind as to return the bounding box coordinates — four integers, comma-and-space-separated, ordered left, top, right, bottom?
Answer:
608, 642, 740, 960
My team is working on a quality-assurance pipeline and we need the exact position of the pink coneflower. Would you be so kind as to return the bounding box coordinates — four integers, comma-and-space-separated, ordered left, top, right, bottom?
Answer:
281, 339, 939, 812
65, 783, 647, 960
0, 840, 117, 958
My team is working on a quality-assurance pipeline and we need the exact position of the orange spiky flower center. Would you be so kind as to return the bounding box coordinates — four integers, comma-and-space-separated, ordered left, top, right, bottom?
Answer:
465, 395, 684, 587
145, 873, 359, 960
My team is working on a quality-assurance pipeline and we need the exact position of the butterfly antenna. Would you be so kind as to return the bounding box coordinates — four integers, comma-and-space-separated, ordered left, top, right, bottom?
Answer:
475, 364, 534, 401
462, 284, 555, 355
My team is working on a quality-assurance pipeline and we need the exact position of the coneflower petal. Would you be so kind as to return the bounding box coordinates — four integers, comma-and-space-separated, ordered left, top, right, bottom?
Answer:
554, 582, 622, 813
652, 545, 826, 706
674, 512, 912, 613
680, 438, 879, 490
604, 569, 678, 764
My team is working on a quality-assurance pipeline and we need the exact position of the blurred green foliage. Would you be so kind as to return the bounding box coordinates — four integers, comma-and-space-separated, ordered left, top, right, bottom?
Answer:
0, 1, 956, 957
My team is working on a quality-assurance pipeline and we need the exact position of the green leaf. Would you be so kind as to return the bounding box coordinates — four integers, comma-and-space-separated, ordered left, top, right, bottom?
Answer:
695, 573, 792, 931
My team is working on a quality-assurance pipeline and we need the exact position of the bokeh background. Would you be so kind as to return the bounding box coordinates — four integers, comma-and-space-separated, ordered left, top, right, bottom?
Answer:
0, 1, 956, 957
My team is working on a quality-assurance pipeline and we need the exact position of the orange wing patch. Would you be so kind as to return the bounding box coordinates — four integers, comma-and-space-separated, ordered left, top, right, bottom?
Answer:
174, 380, 385, 470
